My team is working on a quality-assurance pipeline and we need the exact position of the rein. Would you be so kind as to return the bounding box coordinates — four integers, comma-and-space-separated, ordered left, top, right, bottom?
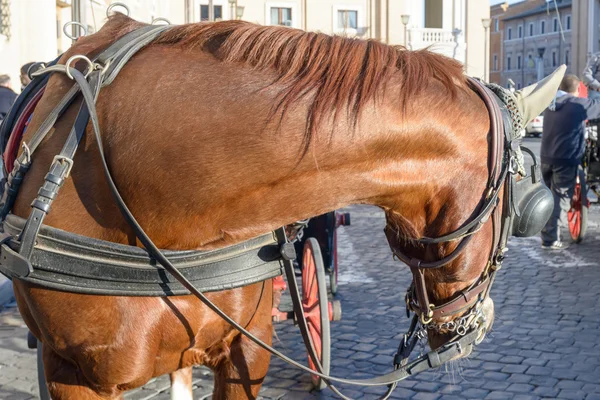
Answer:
0, 26, 523, 400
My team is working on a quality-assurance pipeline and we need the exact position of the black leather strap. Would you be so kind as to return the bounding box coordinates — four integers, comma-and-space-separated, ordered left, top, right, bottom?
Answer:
19, 85, 96, 262
1, 214, 283, 295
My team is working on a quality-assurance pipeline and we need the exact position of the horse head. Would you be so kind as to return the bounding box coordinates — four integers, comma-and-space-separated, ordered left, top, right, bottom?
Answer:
382, 66, 565, 355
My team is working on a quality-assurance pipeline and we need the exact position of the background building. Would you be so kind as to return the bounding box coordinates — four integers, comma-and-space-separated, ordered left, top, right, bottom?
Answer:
572, 0, 600, 80
489, 0, 575, 89
502, 0, 572, 90
0, 0, 489, 93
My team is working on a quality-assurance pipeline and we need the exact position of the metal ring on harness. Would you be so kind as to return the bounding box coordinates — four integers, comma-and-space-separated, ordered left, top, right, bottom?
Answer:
63, 21, 88, 41
106, 2, 130, 18
26, 63, 46, 80
151, 17, 171, 25
65, 55, 95, 81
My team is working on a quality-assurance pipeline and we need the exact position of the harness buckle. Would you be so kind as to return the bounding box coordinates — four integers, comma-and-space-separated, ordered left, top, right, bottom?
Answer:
52, 156, 74, 178
420, 304, 435, 325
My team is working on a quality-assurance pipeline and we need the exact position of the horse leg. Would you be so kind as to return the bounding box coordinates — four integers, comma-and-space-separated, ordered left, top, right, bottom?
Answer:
170, 367, 193, 400
43, 344, 122, 400
212, 326, 272, 400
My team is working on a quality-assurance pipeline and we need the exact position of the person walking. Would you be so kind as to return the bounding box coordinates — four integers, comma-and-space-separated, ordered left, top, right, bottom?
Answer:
0, 74, 17, 122
541, 74, 600, 249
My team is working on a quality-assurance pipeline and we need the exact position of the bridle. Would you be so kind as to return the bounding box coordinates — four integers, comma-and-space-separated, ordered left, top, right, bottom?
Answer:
0, 25, 545, 400
384, 78, 517, 363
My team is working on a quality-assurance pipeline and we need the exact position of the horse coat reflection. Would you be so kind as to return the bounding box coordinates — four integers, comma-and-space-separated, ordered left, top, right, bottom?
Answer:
12, 15, 502, 399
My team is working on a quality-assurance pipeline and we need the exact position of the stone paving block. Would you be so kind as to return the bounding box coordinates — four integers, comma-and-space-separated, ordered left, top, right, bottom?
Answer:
527, 376, 558, 387
501, 364, 529, 374
507, 374, 533, 384
481, 381, 511, 393
506, 383, 534, 393
477, 352, 504, 362
414, 382, 441, 393
351, 343, 377, 352
582, 383, 600, 394
412, 393, 441, 400
556, 380, 586, 390
532, 386, 560, 398
388, 388, 416, 399
512, 395, 541, 400
576, 373, 600, 383
481, 362, 505, 371
521, 358, 548, 367
498, 355, 524, 364
557, 389, 589, 400
485, 391, 513, 399
525, 366, 552, 376
551, 368, 579, 380
482, 371, 510, 381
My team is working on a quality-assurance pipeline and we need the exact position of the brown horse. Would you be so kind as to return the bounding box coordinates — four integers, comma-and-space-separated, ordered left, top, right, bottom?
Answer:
10, 15, 557, 400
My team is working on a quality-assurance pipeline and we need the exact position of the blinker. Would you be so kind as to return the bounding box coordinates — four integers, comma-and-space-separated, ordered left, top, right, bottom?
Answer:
511, 147, 553, 237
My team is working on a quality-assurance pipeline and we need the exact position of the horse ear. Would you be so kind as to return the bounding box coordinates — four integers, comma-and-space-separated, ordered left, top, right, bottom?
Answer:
514, 65, 567, 124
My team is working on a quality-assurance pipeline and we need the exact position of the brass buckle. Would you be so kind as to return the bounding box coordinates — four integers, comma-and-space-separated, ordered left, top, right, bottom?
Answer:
420, 304, 435, 325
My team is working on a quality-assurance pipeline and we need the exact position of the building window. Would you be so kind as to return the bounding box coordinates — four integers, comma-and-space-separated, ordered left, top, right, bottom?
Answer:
508, 27, 512, 40
517, 55, 522, 69
494, 54, 498, 71
507, 56, 512, 70
553, 18, 558, 32
0, 0, 10, 39
540, 20, 545, 34
518, 25, 523, 38
200, 4, 222, 21
566, 15, 571, 30
270, 7, 293, 26
527, 54, 534, 68
552, 50, 557, 67
529, 23, 534, 36
495, 18, 499, 32
517, 82, 521, 90
565, 49, 570, 65
337, 10, 358, 30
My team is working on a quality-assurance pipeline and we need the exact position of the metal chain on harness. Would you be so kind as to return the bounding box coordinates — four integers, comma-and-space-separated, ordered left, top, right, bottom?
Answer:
486, 82, 526, 176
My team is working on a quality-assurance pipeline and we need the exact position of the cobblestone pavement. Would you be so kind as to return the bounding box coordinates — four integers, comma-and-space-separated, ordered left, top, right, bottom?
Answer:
3, 142, 600, 400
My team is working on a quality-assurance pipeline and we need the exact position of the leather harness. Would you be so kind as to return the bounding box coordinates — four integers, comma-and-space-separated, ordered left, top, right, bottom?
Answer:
0, 25, 527, 400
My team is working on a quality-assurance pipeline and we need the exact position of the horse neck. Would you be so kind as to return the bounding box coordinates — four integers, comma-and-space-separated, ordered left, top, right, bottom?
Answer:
18, 62, 489, 252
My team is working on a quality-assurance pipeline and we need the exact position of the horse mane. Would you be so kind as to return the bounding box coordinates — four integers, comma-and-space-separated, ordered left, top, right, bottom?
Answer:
104, 15, 468, 152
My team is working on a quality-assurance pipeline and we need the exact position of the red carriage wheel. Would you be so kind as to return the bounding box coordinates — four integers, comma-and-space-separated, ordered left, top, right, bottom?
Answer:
568, 170, 588, 243
301, 238, 331, 391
